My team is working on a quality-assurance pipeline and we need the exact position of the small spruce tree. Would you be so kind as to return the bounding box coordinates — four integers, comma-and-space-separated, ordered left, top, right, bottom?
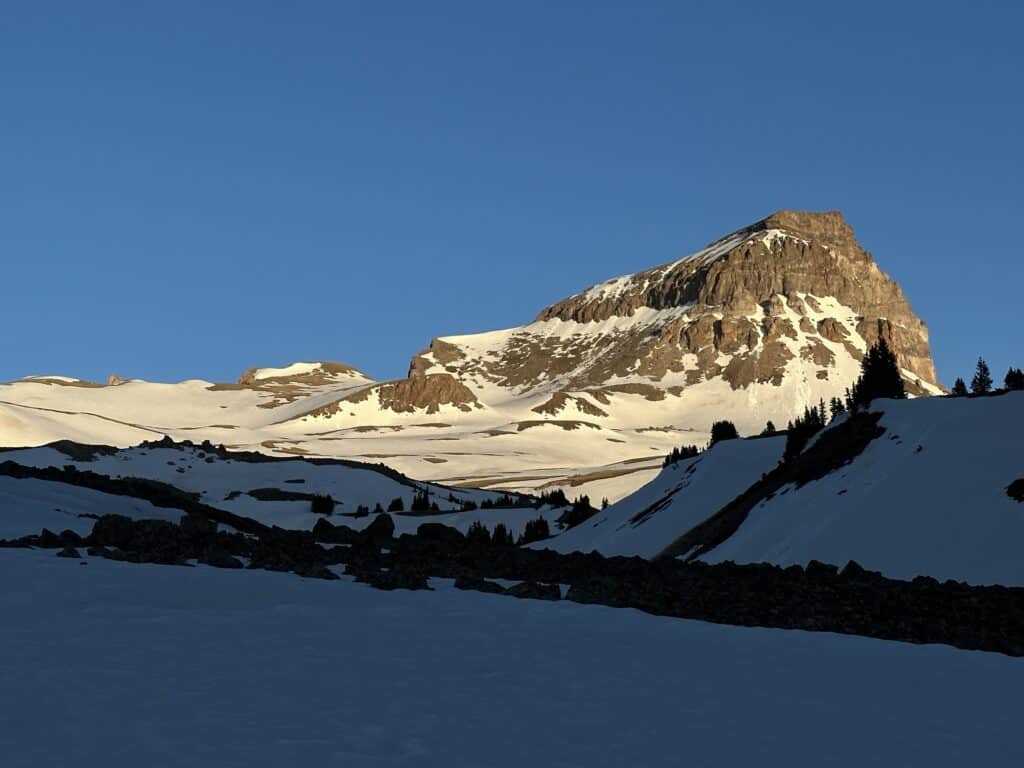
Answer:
783, 403, 827, 461
491, 523, 514, 548
466, 521, 490, 546
709, 420, 739, 446
518, 516, 551, 545
829, 397, 846, 421
762, 420, 777, 436
310, 494, 335, 515
410, 490, 430, 512
1004, 367, 1024, 391
950, 377, 968, 397
971, 357, 993, 395
849, 337, 906, 409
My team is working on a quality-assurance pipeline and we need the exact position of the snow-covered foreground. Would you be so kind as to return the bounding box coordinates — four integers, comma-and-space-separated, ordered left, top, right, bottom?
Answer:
1, 549, 1020, 768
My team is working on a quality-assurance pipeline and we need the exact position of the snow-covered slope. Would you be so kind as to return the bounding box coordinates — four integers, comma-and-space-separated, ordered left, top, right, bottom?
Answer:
700, 392, 1024, 585
540, 435, 786, 558
0, 440, 564, 538
0, 211, 941, 502
2, 547, 1019, 768
540, 392, 1024, 586
0, 476, 184, 539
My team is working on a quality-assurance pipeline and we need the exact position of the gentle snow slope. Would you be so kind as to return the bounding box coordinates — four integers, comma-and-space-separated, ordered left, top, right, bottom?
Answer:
1, 443, 517, 524
2, 549, 1020, 768
702, 392, 1024, 585
0, 476, 183, 539
539, 435, 786, 557
540, 392, 1024, 587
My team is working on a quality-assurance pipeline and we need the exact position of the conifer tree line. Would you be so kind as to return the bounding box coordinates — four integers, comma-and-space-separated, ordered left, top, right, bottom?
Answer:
845, 337, 905, 409
663, 444, 700, 466
949, 358, 1022, 396
783, 336, 904, 461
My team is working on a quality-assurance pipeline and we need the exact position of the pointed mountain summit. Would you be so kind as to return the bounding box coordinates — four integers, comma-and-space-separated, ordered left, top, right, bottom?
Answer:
410, 210, 939, 403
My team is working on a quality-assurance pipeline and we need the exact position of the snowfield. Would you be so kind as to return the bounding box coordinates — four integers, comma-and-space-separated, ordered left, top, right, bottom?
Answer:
700, 392, 1024, 585
539, 434, 786, 558
1, 548, 1020, 768
537, 392, 1024, 586
0, 475, 183, 539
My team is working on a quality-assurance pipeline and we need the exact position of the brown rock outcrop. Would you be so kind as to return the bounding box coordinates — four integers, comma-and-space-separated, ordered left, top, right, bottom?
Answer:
460, 210, 940, 392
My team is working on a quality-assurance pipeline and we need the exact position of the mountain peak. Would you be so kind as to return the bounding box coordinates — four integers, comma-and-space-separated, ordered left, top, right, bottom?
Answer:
755, 210, 856, 248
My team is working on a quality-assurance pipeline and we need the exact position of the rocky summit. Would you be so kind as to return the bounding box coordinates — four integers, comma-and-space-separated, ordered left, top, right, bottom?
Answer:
0, 211, 941, 501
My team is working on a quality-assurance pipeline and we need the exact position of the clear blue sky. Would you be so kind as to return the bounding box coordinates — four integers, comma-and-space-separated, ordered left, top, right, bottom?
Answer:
2, 1, 1021, 386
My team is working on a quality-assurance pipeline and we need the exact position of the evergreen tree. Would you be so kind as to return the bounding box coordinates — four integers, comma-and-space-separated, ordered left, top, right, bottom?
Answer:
387, 497, 404, 513
535, 488, 569, 507
663, 444, 700, 466
829, 397, 846, 420
950, 377, 968, 397
709, 420, 739, 446
491, 523, 514, 548
372, 502, 385, 515
849, 337, 906, 408
1004, 367, 1024, 391
410, 489, 431, 512
556, 495, 597, 530
518, 516, 551, 545
310, 494, 335, 515
761, 420, 777, 436
466, 521, 490, 546
783, 403, 827, 461
971, 357, 993, 395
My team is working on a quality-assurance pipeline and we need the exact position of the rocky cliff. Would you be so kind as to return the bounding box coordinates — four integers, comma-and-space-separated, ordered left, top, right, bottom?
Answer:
410, 210, 940, 405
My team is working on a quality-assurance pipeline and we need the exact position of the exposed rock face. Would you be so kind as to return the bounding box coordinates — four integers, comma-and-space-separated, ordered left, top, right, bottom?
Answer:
237, 361, 361, 387
411, 210, 940, 400
371, 374, 479, 414
306, 373, 480, 418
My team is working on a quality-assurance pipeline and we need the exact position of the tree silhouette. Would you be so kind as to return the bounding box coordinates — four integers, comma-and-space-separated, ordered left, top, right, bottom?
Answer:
709, 420, 739, 446
1004, 367, 1024, 391
491, 523, 514, 548
784, 402, 827, 461
310, 494, 335, 515
950, 377, 968, 397
466, 521, 490, 546
518, 517, 551, 545
663, 444, 700, 466
848, 337, 906, 409
971, 357, 993, 395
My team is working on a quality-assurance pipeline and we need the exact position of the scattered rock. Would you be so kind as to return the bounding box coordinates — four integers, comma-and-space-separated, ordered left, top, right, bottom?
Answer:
453, 575, 507, 594
506, 581, 561, 601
